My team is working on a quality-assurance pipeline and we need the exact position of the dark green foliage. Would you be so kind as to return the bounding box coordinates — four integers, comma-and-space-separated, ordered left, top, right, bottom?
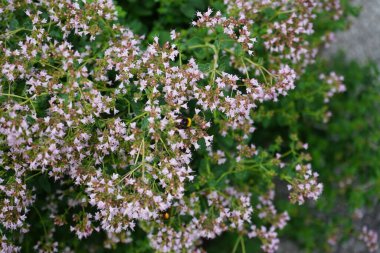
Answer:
256, 56, 380, 252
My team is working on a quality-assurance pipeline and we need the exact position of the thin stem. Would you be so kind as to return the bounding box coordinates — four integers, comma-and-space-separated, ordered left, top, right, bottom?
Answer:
0, 93, 29, 100
242, 58, 250, 79
142, 138, 145, 179
188, 44, 212, 50
117, 163, 143, 184
2, 92, 39, 112
179, 50, 182, 67
25, 171, 42, 181
216, 165, 259, 184
0, 28, 32, 39
33, 206, 48, 237
126, 112, 148, 124
134, 139, 144, 165
240, 237, 246, 253
244, 57, 274, 77
160, 137, 172, 155
208, 43, 219, 85
232, 236, 241, 253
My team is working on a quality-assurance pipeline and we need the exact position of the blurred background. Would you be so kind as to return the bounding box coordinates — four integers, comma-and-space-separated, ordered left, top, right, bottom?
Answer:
282, 1, 380, 252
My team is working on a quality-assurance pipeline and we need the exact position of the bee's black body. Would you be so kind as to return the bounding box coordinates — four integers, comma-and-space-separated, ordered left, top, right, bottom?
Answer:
177, 117, 192, 129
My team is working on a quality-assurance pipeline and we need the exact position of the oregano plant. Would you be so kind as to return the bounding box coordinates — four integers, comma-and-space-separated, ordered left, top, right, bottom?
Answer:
1, 0, 377, 253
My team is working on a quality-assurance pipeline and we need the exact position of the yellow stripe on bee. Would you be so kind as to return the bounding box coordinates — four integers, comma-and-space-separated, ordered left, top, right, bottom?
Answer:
163, 212, 170, 219
186, 118, 192, 128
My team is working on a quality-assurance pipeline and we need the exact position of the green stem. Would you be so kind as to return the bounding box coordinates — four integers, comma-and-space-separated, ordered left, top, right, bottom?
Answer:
134, 139, 144, 165
216, 165, 258, 184
126, 112, 148, 124
33, 206, 48, 237
0, 93, 29, 100
188, 44, 211, 50
25, 171, 42, 181
240, 237, 246, 253
1, 28, 32, 38
232, 236, 241, 253
160, 137, 172, 155
242, 58, 250, 79
188, 43, 219, 85
208, 43, 219, 85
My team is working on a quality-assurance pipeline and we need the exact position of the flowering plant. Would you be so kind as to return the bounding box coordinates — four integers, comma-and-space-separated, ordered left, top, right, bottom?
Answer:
2, 0, 376, 252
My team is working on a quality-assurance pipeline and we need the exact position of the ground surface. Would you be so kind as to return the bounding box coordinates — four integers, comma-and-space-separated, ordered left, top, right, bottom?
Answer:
325, 0, 380, 65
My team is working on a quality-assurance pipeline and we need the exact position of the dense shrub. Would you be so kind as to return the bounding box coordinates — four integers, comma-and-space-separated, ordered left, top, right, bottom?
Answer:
255, 56, 380, 253
1, 0, 378, 252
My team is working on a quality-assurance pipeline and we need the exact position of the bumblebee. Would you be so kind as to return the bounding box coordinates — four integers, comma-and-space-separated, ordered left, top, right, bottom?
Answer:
177, 117, 192, 129
163, 212, 170, 220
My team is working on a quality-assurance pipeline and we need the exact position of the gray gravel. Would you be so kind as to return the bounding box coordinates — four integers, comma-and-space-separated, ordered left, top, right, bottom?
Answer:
325, 0, 380, 65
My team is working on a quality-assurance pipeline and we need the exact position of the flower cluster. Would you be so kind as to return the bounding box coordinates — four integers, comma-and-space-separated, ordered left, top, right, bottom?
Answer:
359, 226, 379, 253
256, 191, 290, 230
248, 191, 290, 253
0, 236, 21, 253
287, 164, 323, 205
225, 0, 344, 73
248, 226, 279, 253
0, 0, 345, 251
193, 8, 256, 54
148, 188, 253, 252
319, 72, 346, 103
